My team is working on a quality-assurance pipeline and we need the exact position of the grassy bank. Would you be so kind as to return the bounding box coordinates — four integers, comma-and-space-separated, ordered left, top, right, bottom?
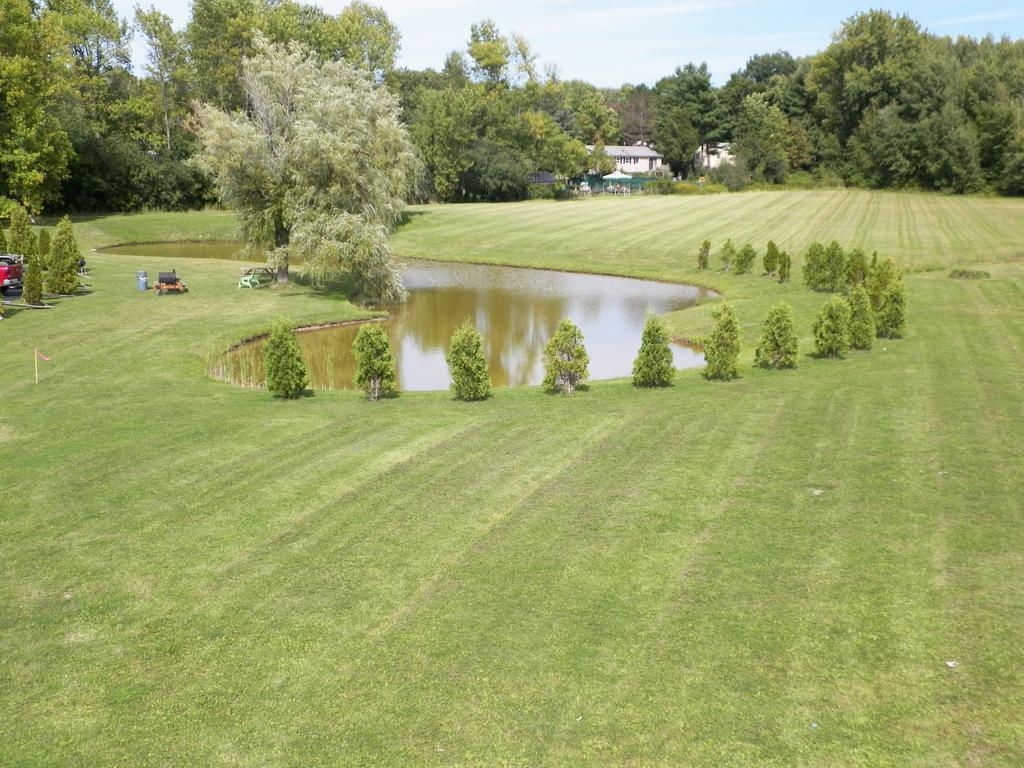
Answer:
1, 192, 1023, 766
393, 188, 1024, 345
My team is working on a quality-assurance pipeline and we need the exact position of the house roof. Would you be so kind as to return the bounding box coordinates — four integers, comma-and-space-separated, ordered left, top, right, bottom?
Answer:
587, 144, 664, 159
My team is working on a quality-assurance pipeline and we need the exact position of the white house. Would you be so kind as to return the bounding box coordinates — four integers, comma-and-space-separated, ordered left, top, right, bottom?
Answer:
694, 142, 735, 171
588, 143, 665, 174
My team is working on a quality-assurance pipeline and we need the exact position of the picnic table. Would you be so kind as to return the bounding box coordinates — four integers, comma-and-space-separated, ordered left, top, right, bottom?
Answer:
238, 266, 276, 288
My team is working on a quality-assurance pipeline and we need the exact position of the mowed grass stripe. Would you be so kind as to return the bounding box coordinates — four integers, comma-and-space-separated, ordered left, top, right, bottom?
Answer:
309, 394, 769, 764
394, 190, 1024, 278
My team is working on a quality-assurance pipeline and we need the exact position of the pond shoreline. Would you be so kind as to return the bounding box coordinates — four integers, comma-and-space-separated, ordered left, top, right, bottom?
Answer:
224, 316, 388, 354
97, 241, 715, 381
392, 253, 722, 295
95, 238, 245, 249
95, 240, 722, 296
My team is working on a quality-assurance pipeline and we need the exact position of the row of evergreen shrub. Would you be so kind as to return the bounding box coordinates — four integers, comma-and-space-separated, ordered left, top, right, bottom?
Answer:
265, 241, 910, 397
265, 263, 908, 398
702, 276, 907, 380
696, 239, 792, 281
264, 314, 682, 400
1, 207, 82, 310
801, 241, 903, 303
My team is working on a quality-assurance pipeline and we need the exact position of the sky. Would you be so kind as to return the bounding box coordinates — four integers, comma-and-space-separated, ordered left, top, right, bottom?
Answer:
116, 0, 1024, 86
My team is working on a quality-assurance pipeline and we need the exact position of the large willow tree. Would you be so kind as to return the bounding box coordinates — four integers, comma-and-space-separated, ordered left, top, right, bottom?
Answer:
195, 36, 418, 300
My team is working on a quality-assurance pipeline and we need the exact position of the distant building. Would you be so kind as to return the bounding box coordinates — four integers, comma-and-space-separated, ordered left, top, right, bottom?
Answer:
694, 142, 735, 171
587, 142, 665, 174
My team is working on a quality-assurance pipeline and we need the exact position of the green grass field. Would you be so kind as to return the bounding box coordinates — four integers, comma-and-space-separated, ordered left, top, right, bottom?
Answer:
2, 192, 1023, 765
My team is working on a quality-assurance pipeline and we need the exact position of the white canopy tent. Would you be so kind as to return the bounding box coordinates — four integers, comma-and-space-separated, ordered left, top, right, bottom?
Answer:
602, 170, 632, 180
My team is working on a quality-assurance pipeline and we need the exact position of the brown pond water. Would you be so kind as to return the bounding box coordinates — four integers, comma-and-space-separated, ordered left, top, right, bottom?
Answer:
223, 259, 712, 391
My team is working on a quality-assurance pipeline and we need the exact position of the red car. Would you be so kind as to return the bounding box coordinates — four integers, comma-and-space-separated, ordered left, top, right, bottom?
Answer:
0, 255, 23, 294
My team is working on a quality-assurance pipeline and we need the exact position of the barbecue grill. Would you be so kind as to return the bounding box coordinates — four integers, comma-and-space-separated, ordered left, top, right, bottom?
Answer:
155, 270, 188, 295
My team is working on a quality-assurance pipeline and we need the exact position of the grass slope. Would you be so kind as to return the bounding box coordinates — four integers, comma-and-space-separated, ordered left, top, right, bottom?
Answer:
1, 193, 1023, 766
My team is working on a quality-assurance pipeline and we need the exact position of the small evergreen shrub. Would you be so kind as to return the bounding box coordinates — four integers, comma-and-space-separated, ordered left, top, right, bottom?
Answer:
46, 217, 80, 295
866, 254, 900, 313
21, 252, 43, 305
733, 243, 757, 274
719, 238, 736, 272
542, 318, 589, 394
846, 247, 868, 286
847, 284, 875, 350
813, 296, 851, 358
632, 314, 675, 387
763, 241, 781, 276
697, 240, 710, 270
703, 302, 741, 380
352, 322, 397, 400
778, 251, 791, 282
875, 280, 907, 338
447, 320, 490, 400
264, 319, 308, 398
802, 241, 827, 290
37, 229, 51, 270
7, 206, 35, 260
823, 240, 847, 292
754, 302, 798, 369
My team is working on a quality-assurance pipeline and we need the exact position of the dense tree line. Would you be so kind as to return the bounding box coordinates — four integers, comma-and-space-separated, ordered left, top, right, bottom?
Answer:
3, 3, 1024, 214
0, 0, 405, 213
649, 12, 1024, 193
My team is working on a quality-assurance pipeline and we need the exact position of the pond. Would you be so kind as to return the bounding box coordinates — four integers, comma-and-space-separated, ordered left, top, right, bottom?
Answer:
222, 259, 712, 392
100, 240, 250, 261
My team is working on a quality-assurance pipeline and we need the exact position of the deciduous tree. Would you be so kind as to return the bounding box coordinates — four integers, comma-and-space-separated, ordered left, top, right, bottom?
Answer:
588, 138, 615, 175
134, 6, 189, 152
733, 93, 789, 182
467, 19, 510, 84
196, 37, 418, 299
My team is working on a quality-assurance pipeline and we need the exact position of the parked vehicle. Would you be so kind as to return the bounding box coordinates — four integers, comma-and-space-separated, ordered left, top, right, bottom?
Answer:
0, 255, 23, 294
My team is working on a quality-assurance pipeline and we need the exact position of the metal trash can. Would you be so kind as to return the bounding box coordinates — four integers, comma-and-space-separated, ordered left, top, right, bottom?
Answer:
136, 270, 148, 291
